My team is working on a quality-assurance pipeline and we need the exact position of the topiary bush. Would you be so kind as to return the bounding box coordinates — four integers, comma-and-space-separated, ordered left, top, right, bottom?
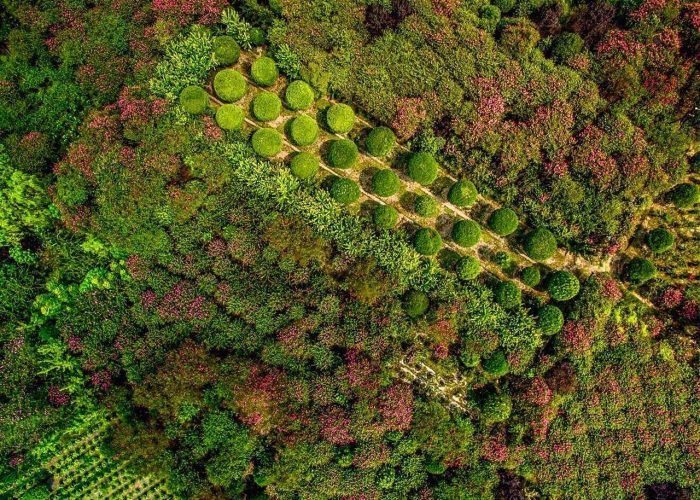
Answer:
523, 227, 557, 261
547, 271, 580, 301
521, 266, 541, 287
250, 56, 279, 86
329, 177, 360, 205
252, 92, 282, 122
251, 128, 282, 158
365, 126, 396, 157
179, 85, 209, 114
626, 257, 657, 284
482, 392, 512, 423
325, 139, 358, 169
414, 228, 442, 255
487, 207, 518, 236
407, 152, 438, 186
288, 115, 319, 146
326, 103, 355, 134
403, 290, 429, 318
213, 35, 240, 65
213, 69, 247, 102
371, 169, 401, 197
482, 350, 509, 377
494, 281, 522, 309
447, 179, 477, 207
667, 182, 699, 209
456, 255, 481, 281
647, 227, 674, 253
215, 104, 244, 130
452, 219, 481, 247
414, 195, 439, 217
373, 204, 399, 228
284, 80, 314, 110
289, 152, 319, 180
537, 305, 564, 335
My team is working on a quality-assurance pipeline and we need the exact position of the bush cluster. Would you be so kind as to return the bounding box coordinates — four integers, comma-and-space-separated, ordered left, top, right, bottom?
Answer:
365, 126, 396, 157
456, 255, 480, 280
285, 80, 315, 110
452, 220, 481, 247
413, 228, 442, 255
407, 152, 438, 186
326, 139, 358, 169
215, 104, 244, 130
547, 271, 580, 301
251, 128, 282, 158
326, 103, 355, 133
213, 36, 240, 65
373, 204, 399, 228
214, 69, 247, 102
523, 227, 557, 261
371, 169, 400, 197
414, 195, 439, 218
179, 85, 209, 114
447, 179, 477, 207
487, 208, 518, 236
329, 177, 360, 205
288, 115, 319, 146
289, 152, 319, 180
251, 56, 279, 86
252, 92, 282, 122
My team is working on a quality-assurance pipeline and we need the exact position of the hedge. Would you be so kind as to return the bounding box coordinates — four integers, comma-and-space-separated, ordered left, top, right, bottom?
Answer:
494, 281, 522, 309
371, 169, 401, 197
537, 305, 563, 335
326, 103, 355, 134
288, 115, 319, 146
329, 177, 360, 205
647, 227, 674, 253
481, 392, 512, 423
285, 80, 315, 110
415, 195, 439, 217
447, 179, 477, 207
251, 128, 282, 158
179, 85, 209, 114
482, 350, 509, 377
547, 271, 580, 301
626, 257, 656, 284
667, 182, 699, 209
523, 227, 557, 261
326, 139, 358, 169
251, 56, 279, 86
452, 220, 481, 247
456, 255, 480, 280
373, 204, 399, 229
252, 92, 282, 122
365, 126, 396, 157
215, 104, 244, 130
213, 69, 247, 102
213, 35, 240, 65
289, 152, 319, 180
487, 207, 518, 236
521, 266, 541, 287
407, 152, 438, 186
414, 228, 442, 255
403, 290, 429, 318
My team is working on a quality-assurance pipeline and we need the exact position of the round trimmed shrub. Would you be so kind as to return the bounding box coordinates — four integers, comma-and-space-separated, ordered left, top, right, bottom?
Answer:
482, 392, 512, 423
523, 227, 557, 261
252, 92, 282, 122
403, 290, 429, 318
494, 281, 521, 309
326, 103, 355, 134
179, 85, 209, 114
288, 115, 319, 146
482, 350, 509, 377
456, 255, 481, 281
551, 32, 584, 63
215, 104, 244, 130
329, 177, 360, 205
289, 152, 319, 180
626, 257, 657, 284
415, 195, 439, 217
414, 228, 442, 256
668, 183, 699, 209
547, 271, 580, 301
407, 152, 438, 186
447, 179, 477, 207
647, 227, 674, 254
373, 204, 399, 228
371, 169, 400, 197
537, 305, 563, 335
487, 207, 518, 236
212, 36, 240, 65
213, 69, 247, 102
452, 220, 481, 247
326, 139, 358, 169
365, 126, 396, 157
251, 128, 282, 158
285, 80, 314, 110
521, 266, 541, 287
250, 56, 278, 86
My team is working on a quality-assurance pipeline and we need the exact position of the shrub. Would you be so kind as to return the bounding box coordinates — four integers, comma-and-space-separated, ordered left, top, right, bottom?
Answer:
456, 255, 481, 280
487, 208, 518, 236
452, 220, 481, 247
547, 271, 580, 301
494, 251, 511, 270
252, 92, 282, 122
492, 0, 515, 13
325, 139, 358, 169
521, 266, 541, 287
403, 290, 429, 318
523, 227, 557, 261
626, 257, 657, 284
414, 195, 439, 217
289, 152, 319, 180
288, 115, 319, 146
407, 152, 438, 186
179, 85, 209, 114
647, 227, 674, 253
494, 281, 521, 309
482, 392, 512, 423
250, 57, 279, 86
365, 126, 396, 157
251, 128, 282, 158
537, 305, 563, 335
56, 173, 88, 207
285, 80, 314, 110
482, 350, 509, 377
667, 183, 699, 209
329, 177, 360, 205
326, 103, 355, 134
551, 32, 584, 63
447, 179, 477, 207
371, 169, 401, 197
213, 36, 240, 65
373, 204, 399, 228
215, 104, 244, 130
414, 228, 442, 255
213, 69, 247, 102
250, 27, 266, 46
